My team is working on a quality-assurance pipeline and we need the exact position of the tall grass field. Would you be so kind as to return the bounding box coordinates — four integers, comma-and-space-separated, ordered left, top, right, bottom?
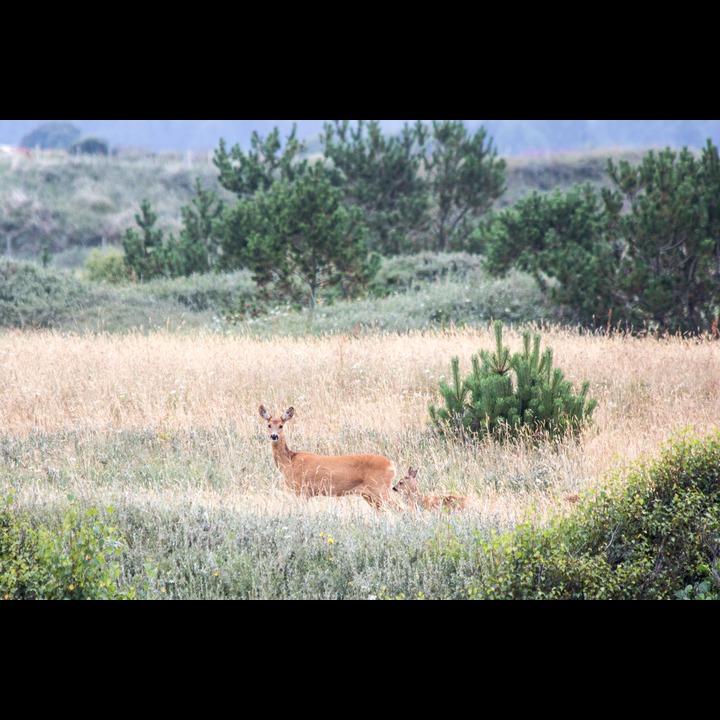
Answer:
1, 324, 718, 599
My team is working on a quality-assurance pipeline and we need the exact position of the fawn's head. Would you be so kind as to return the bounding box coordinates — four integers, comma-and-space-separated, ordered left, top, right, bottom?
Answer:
393, 466, 420, 496
259, 405, 294, 443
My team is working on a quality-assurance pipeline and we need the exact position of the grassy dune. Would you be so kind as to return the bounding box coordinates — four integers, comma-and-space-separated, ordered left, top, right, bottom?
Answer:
1, 324, 718, 598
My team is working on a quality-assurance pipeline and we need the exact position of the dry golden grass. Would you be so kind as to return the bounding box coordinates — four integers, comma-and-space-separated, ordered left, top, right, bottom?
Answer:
1, 324, 718, 526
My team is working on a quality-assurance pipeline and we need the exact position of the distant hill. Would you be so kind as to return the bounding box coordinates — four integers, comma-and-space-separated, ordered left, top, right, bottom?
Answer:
1, 120, 718, 156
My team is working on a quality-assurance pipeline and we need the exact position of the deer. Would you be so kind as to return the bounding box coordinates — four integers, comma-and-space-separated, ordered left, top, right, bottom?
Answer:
393, 466, 469, 511
259, 405, 398, 510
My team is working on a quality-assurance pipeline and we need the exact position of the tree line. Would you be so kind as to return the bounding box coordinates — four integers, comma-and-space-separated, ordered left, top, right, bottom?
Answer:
120, 121, 720, 334
478, 141, 720, 334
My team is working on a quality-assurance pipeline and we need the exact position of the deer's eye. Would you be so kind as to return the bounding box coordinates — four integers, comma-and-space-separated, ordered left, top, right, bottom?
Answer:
268, 424, 271, 428
279, 424, 283, 429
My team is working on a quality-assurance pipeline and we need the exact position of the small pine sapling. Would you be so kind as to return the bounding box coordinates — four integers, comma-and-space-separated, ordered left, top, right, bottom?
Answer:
429, 320, 597, 442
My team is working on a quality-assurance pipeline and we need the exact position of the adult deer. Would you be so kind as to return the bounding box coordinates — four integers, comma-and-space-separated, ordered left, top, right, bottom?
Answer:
393, 467, 469, 511
259, 405, 397, 509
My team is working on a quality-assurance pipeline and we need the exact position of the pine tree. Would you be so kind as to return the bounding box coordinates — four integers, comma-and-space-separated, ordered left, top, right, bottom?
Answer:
463, 320, 520, 436
425, 120, 506, 251
510, 330, 597, 437
321, 120, 430, 255
429, 321, 597, 442
213, 126, 307, 198
481, 183, 617, 327
121, 199, 167, 281
177, 179, 225, 275
237, 164, 374, 314
604, 140, 720, 333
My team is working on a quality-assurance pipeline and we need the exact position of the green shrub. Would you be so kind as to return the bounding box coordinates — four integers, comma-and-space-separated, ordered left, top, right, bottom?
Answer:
0, 260, 92, 329
0, 493, 39, 599
84, 247, 130, 283
0, 259, 265, 333
0, 492, 161, 600
466, 429, 720, 599
429, 320, 597, 442
144, 269, 261, 317
369, 251, 483, 296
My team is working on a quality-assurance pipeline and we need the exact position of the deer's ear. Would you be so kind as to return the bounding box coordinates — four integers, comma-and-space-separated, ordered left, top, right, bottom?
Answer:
282, 407, 295, 421
259, 405, 270, 420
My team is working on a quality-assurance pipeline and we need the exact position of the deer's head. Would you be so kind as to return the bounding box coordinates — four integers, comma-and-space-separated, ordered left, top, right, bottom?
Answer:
259, 405, 295, 443
393, 466, 420, 496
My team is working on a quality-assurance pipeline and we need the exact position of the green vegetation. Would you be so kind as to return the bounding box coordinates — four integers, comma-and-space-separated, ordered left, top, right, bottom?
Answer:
468, 430, 720, 599
425, 120, 506, 251
0, 260, 92, 329
3, 128, 719, 335
213, 126, 308, 198
1, 491, 160, 600
211, 126, 378, 311
177, 178, 225, 274
320, 119, 506, 253
121, 183, 226, 282
0, 254, 545, 335
121, 199, 170, 281
321, 120, 430, 255
605, 141, 720, 333
483, 140, 720, 334
222, 164, 375, 313
429, 320, 597, 442
121, 121, 508, 309
84, 246, 129, 283
0, 257, 263, 333
481, 183, 614, 327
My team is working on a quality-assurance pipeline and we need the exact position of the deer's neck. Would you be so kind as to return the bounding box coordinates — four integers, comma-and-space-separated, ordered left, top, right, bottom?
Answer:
272, 437, 296, 472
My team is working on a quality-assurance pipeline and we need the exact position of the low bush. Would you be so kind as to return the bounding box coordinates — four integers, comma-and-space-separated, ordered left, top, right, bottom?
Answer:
143, 269, 261, 317
0, 492, 161, 600
84, 247, 130, 283
0, 260, 92, 329
369, 251, 483, 296
465, 429, 720, 599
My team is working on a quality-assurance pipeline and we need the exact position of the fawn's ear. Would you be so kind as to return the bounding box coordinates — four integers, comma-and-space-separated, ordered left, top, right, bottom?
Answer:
282, 407, 295, 421
259, 405, 270, 420
408, 467, 418, 478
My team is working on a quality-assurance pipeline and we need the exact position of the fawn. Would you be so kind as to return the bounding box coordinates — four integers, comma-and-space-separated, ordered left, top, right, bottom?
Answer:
393, 467, 469, 511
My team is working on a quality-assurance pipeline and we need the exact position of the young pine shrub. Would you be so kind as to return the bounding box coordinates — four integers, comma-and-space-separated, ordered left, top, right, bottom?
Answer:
428, 320, 597, 442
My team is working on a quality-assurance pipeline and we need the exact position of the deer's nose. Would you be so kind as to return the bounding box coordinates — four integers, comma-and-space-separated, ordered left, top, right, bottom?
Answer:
270, 433, 279, 442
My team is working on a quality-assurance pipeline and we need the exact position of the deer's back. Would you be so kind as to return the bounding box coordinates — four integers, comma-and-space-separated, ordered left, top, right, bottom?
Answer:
282, 451, 396, 496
